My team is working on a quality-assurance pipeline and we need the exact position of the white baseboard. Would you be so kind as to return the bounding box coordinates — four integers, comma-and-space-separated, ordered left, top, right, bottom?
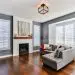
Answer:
0, 55, 12, 59
13, 50, 40, 56
33, 50, 40, 53
13, 54, 19, 56
74, 58, 75, 61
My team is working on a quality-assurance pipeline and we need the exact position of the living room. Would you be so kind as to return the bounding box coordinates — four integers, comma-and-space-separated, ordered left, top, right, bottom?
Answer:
0, 0, 75, 75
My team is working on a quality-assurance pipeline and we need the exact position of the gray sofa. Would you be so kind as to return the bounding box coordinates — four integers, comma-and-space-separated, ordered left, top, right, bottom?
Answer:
42, 48, 74, 70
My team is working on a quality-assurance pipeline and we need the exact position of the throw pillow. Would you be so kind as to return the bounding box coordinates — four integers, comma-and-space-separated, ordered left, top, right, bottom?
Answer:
54, 50, 59, 58
54, 50, 62, 58
59, 51, 62, 58
49, 44, 57, 51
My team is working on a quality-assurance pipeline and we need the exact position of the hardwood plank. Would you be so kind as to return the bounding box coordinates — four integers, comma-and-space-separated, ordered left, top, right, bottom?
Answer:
0, 53, 75, 75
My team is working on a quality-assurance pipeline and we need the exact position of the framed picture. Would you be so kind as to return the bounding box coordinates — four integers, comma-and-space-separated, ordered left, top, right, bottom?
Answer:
17, 21, 30, 36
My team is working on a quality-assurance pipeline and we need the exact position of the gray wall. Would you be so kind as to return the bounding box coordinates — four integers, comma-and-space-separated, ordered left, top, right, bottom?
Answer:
41, 24, 49, 44
0, 13, 12, 20
41, 12, 75, 44
33, 21, 41, 25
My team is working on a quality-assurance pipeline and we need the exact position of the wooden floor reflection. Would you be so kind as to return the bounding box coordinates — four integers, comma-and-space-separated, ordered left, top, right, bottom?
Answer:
0, 53, 75, 75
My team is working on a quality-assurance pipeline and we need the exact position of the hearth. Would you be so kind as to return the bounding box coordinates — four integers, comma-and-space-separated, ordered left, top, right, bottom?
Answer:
19, 43, 29, 55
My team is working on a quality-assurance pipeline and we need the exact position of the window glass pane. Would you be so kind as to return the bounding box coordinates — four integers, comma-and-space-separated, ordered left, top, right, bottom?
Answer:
56, 25, 64, 45
34, 25, 40, 46
55, 22, 75, 47
65, 24, 74, 47
0, 19, 10, 50
49, 24, 56, 44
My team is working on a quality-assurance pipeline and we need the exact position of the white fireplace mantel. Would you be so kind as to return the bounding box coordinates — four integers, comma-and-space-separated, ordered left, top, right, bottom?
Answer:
13, 39, 33, 56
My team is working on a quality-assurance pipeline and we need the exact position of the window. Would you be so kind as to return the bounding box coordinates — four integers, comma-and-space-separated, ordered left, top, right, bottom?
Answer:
0, 19, 10, 50
56, 25, 64, 45
65, 24, 74, 47
56, 23, 75, 47
49, 24, 56, 44
33, 25, 40, 46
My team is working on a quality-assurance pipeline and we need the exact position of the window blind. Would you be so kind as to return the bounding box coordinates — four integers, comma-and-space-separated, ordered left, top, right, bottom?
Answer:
65, 24, 74, 47
56, 25, 64, 45
0, 19, 10, 50
56, 23, 74, 47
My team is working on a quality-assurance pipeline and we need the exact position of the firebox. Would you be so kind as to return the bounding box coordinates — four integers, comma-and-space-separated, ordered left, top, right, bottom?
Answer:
19, 43, 29, 55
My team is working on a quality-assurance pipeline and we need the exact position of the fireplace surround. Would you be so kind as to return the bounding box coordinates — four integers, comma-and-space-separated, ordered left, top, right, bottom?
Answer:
13, 39, 33, 56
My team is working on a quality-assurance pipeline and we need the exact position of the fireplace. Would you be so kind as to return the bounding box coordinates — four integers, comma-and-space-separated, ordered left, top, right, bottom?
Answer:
19, 43, 29, 55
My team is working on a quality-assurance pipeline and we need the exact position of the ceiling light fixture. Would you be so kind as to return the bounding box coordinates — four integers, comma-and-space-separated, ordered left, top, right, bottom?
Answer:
38, 0, 49, 14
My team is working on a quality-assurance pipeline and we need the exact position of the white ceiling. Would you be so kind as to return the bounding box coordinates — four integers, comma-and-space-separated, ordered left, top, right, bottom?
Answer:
0, 0, 75, 22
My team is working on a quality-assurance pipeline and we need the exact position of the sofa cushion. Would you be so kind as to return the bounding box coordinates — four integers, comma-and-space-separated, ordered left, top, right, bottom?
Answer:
60, 45, 72, 50
64, 46, 72, 50
59, 47, 64, 51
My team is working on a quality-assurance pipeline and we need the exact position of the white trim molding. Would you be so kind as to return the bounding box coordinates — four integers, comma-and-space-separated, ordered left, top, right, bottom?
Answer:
0, 55, 12, 58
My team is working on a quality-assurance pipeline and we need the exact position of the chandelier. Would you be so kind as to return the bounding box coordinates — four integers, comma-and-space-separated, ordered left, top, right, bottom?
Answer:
38, 1, 49, 14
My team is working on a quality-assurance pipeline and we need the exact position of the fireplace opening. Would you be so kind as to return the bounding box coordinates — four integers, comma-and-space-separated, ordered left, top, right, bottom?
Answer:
19, 43, 29, 55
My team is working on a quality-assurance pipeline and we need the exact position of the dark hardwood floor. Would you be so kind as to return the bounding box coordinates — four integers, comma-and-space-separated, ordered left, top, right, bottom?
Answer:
0, 52, 75, 75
